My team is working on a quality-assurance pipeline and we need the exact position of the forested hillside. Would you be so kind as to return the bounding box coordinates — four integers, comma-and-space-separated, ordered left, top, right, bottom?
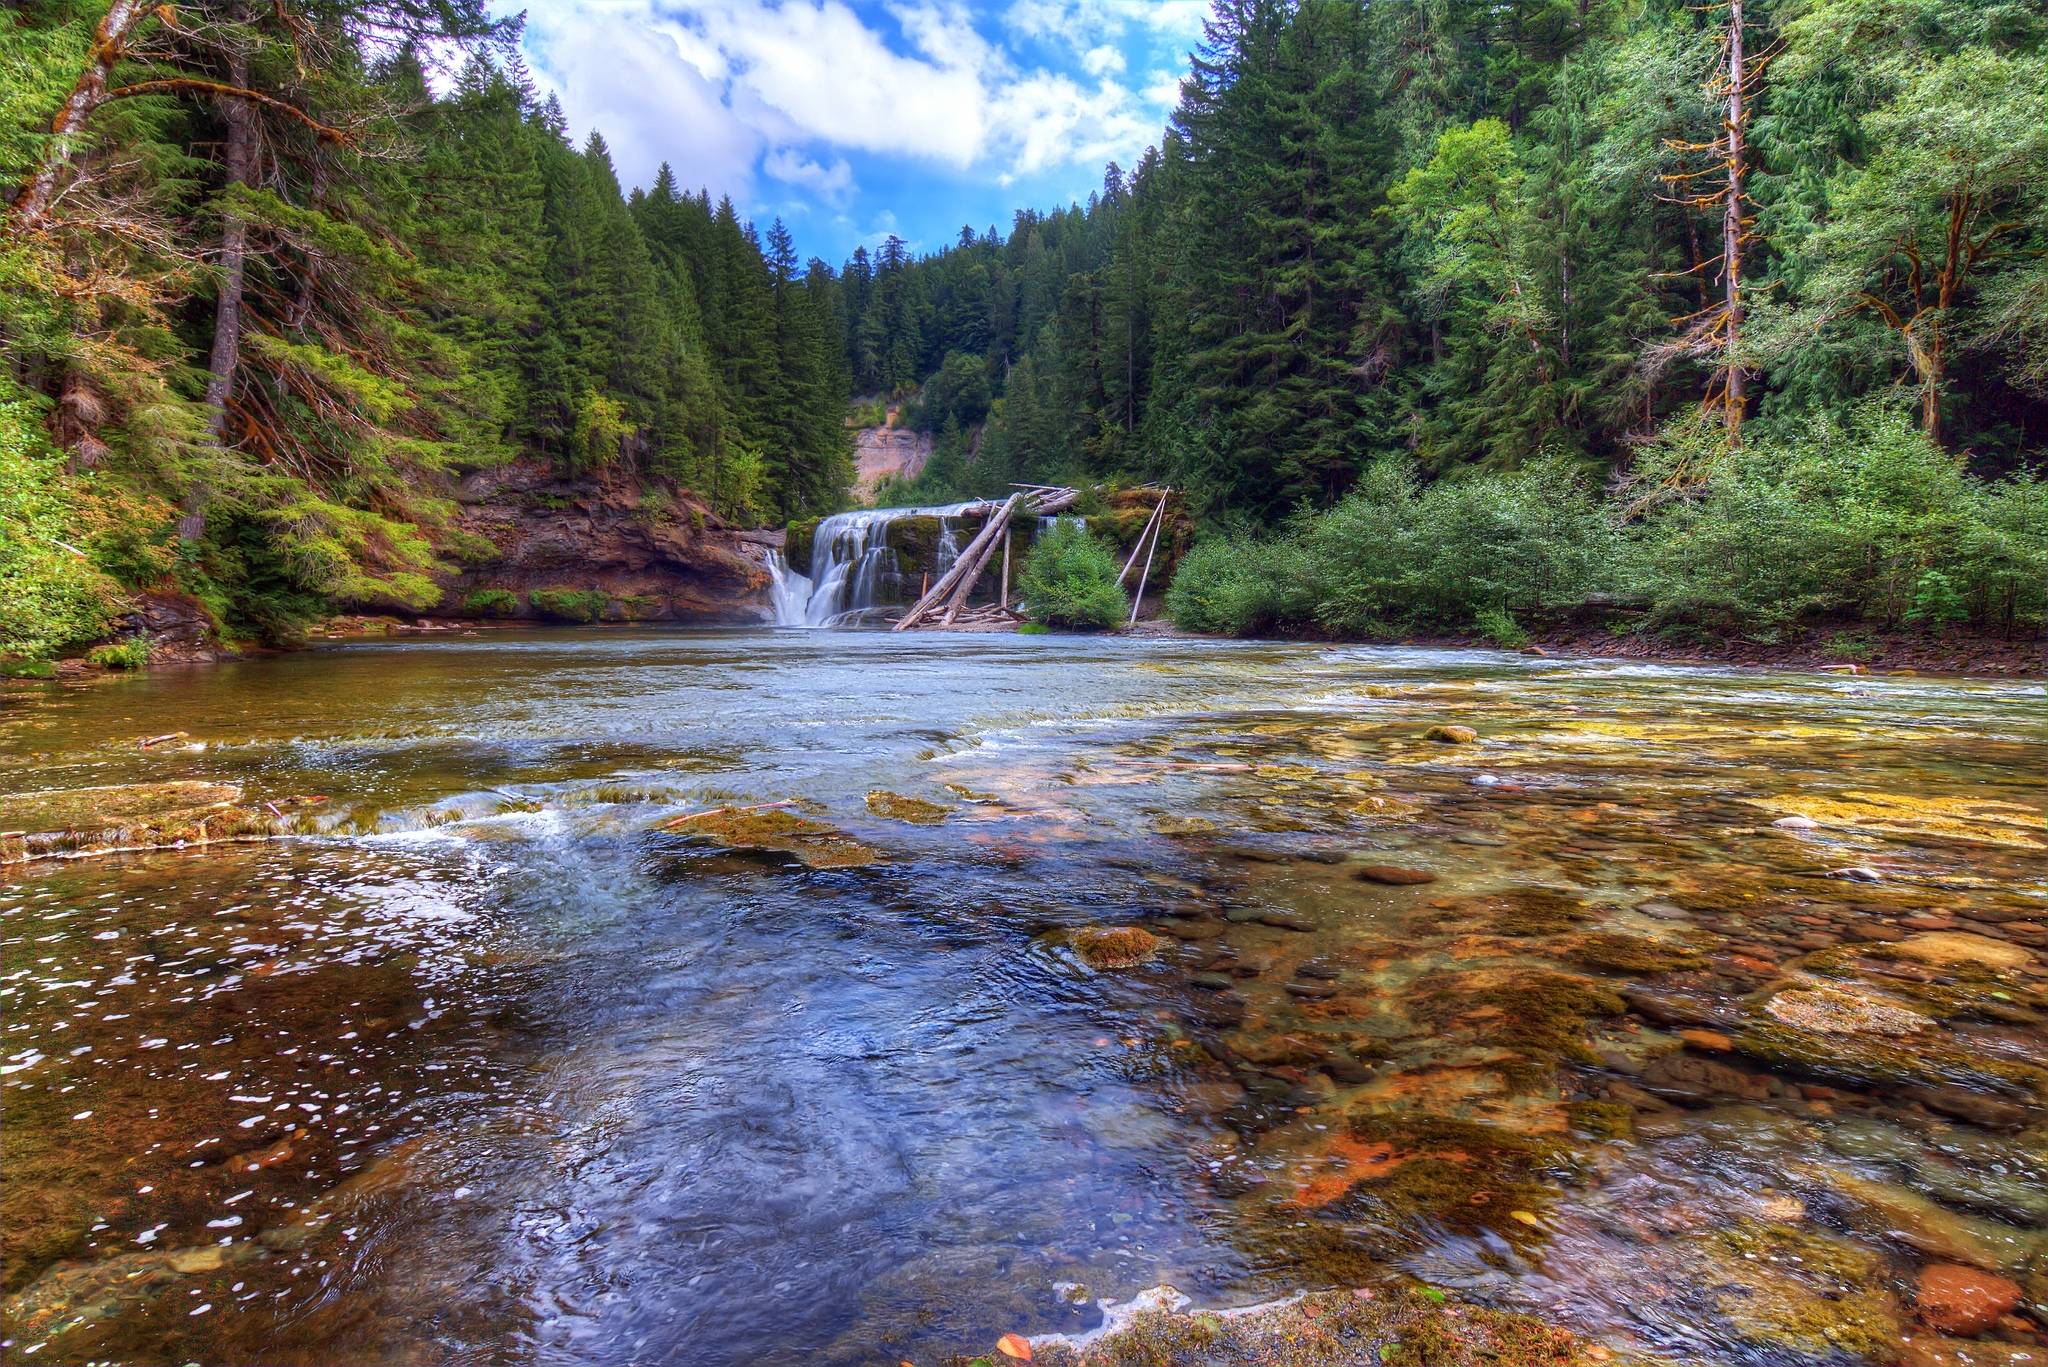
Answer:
3, 1, 849, 659
855, 0, 2046, 509
5, 0, 2046, 662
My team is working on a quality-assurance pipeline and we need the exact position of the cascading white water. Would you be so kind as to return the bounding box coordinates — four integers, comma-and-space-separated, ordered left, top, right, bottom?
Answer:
768, 503, 981, 628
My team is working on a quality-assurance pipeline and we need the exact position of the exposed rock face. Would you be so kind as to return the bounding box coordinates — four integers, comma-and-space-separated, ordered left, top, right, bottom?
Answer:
853, 406, 933, 499
428, 459, 771, 624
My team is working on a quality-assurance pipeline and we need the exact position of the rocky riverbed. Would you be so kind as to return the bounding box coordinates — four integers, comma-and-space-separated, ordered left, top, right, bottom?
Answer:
2, 631, 2043, 1365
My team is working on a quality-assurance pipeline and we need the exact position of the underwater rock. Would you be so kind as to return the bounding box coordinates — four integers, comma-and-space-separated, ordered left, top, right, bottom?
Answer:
1916, 1264, 2024, 1335
1073, 926, 1165, 970
1028, 1283, 1597, 1367
1635, 1052, 1775, 1105
0, 781, 320, 863
1424, 724, 1478, 744
1354, 864, 1438, 885
1893, 933, 2036, 973
1696, 1220, 1904, 1361
1817, 1170, 2046, 1273
659, 804, 880, 869
1766, 986, 1936, 1037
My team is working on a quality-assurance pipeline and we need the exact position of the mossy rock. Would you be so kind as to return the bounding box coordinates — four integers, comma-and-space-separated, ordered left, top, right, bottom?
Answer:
882, 515, 945, 578
865, 790, 952, 824
1072, 925, 1165, 970
1408, 967, 1627, 1091
1562, 932, 1701, 975
1564, 1100, 1634, 1140
1415, 887, 1591, 938
1334, 1114, 1569, 1237
1030, 1284, 1595, 1367
659, 805, 880, 869
1731, 1018, 2048, 1102
784, 517, 820, 570
1695, 1220, 1903, 1360
0, 782, 319, 863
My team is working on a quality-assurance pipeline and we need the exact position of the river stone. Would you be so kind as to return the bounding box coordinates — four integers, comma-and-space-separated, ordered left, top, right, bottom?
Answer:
168, 1245, 227, 1274
1916, 1264, 2023, 1335
1073, 926, 1164, 970
1354, 864, 1437, 886
1766, 986, 1935, 1037
1424, 724, 1478, 744
1894, 933, 2036, 972
1819, 1170, 2046, 1273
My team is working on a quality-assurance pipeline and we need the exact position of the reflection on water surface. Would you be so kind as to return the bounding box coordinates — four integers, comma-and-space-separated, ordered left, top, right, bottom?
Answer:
3, 631, 2044, 1365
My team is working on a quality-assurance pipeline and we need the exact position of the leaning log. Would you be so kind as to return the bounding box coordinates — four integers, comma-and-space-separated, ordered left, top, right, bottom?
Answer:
894, 493, 1021, 630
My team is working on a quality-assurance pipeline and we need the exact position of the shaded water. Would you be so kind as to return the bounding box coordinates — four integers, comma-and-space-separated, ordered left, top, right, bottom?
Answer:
3, 632, 2045, 1366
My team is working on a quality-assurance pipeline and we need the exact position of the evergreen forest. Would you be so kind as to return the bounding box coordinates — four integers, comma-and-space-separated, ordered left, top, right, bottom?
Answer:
4, 0, 2046, 661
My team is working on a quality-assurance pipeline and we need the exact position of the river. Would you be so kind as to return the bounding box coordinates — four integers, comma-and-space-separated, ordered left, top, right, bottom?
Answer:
3, 630, 2045, 1365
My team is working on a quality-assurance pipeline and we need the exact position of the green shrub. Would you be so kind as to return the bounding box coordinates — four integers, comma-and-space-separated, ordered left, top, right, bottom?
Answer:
1824, 632, 1875, 662
1166, 536, 1319, 635
529, 588, 608, 623
1624, 406, 2048, 634
1017, 521, 1129, 628
461, 588, 521, 617
1473, 607, 1530, 648
440, 527, 500, 564
1016, 622, 1050, 635
86, 638, 149, 670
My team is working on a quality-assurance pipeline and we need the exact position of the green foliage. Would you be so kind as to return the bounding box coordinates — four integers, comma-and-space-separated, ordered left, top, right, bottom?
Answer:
0, 401, 122, 661
1474, 608, 1530, 649
528, 587, 608, 622
86, 638, 149, 670
1625, 407, 2048, 634
1017, 522, 1128, 629
460, 588, 521, 617
1165, 536, 1321, 636
1015, 622, 1050, 635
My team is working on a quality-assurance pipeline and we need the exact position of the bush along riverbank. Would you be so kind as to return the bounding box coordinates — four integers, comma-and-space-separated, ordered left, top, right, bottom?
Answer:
1164, 409, 2047, 673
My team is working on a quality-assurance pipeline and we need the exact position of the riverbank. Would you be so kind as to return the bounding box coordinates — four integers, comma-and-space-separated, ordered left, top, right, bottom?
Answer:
1127, 616, 2046, 677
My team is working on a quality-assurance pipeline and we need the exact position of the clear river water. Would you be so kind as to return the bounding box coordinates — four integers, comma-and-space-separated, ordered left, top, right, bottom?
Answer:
2, 630, 2044, 1366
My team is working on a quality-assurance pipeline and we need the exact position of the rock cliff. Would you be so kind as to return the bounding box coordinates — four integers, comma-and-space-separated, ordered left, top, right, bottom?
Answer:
427, 459, 772, 624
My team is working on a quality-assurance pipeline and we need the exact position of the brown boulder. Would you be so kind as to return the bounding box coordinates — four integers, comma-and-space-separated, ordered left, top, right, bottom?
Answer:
1354, 864, 1438, 886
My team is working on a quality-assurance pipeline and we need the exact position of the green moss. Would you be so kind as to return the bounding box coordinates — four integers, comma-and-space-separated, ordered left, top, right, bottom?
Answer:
440, 527, 500, 563
1564, 1100, 1634, 1140
461, 588, 521, 617
1411, 969, 1627, 1089
0, 781, 314, 863
1702, 1221, 1901, 1360
85, 637, 149, 670
611, 594, 663, 620
1, 659, 58, 678
529, 588, 608, 623
1564, 932, 1699, 975
1336, 1115, 1567, 1236
784, 518, 820, 570
1016, 622, 1051, 635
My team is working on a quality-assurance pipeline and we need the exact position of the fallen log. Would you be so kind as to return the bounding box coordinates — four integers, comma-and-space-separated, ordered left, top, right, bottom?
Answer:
895, 492, 1022, 630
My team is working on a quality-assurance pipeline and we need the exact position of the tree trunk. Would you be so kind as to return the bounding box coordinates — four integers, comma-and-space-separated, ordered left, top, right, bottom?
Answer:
186, 11, 257, 542
1720, 0, 1747, 437
10, 0, 151, 228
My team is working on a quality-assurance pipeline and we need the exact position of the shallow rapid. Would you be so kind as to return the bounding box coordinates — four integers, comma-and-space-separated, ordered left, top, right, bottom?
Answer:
3, 631, 2044, 1366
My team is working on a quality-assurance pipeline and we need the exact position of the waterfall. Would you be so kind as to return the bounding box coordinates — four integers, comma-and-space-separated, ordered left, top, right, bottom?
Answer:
768, 502, 981, 628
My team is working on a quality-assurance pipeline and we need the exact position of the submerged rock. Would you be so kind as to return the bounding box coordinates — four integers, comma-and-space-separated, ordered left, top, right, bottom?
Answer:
1073, 925, 1165, 970
1892, 932, 2036, 973
1424, 724, 1478, 744
659, 804, 880, 869
1766, 986, 1936, 1037
0, 781, 320, 863
1354, 864, 1438, 885
1915, 1264, 2023, 1335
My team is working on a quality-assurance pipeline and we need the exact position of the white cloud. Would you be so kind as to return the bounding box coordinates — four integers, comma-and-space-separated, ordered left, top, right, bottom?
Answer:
764, 148, 856, 203
501, 0, 1178, 211
1080, 44, 1125, 77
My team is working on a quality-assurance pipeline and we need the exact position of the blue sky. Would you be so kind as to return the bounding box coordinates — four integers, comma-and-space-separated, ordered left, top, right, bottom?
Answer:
492, 1, 1213, 264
